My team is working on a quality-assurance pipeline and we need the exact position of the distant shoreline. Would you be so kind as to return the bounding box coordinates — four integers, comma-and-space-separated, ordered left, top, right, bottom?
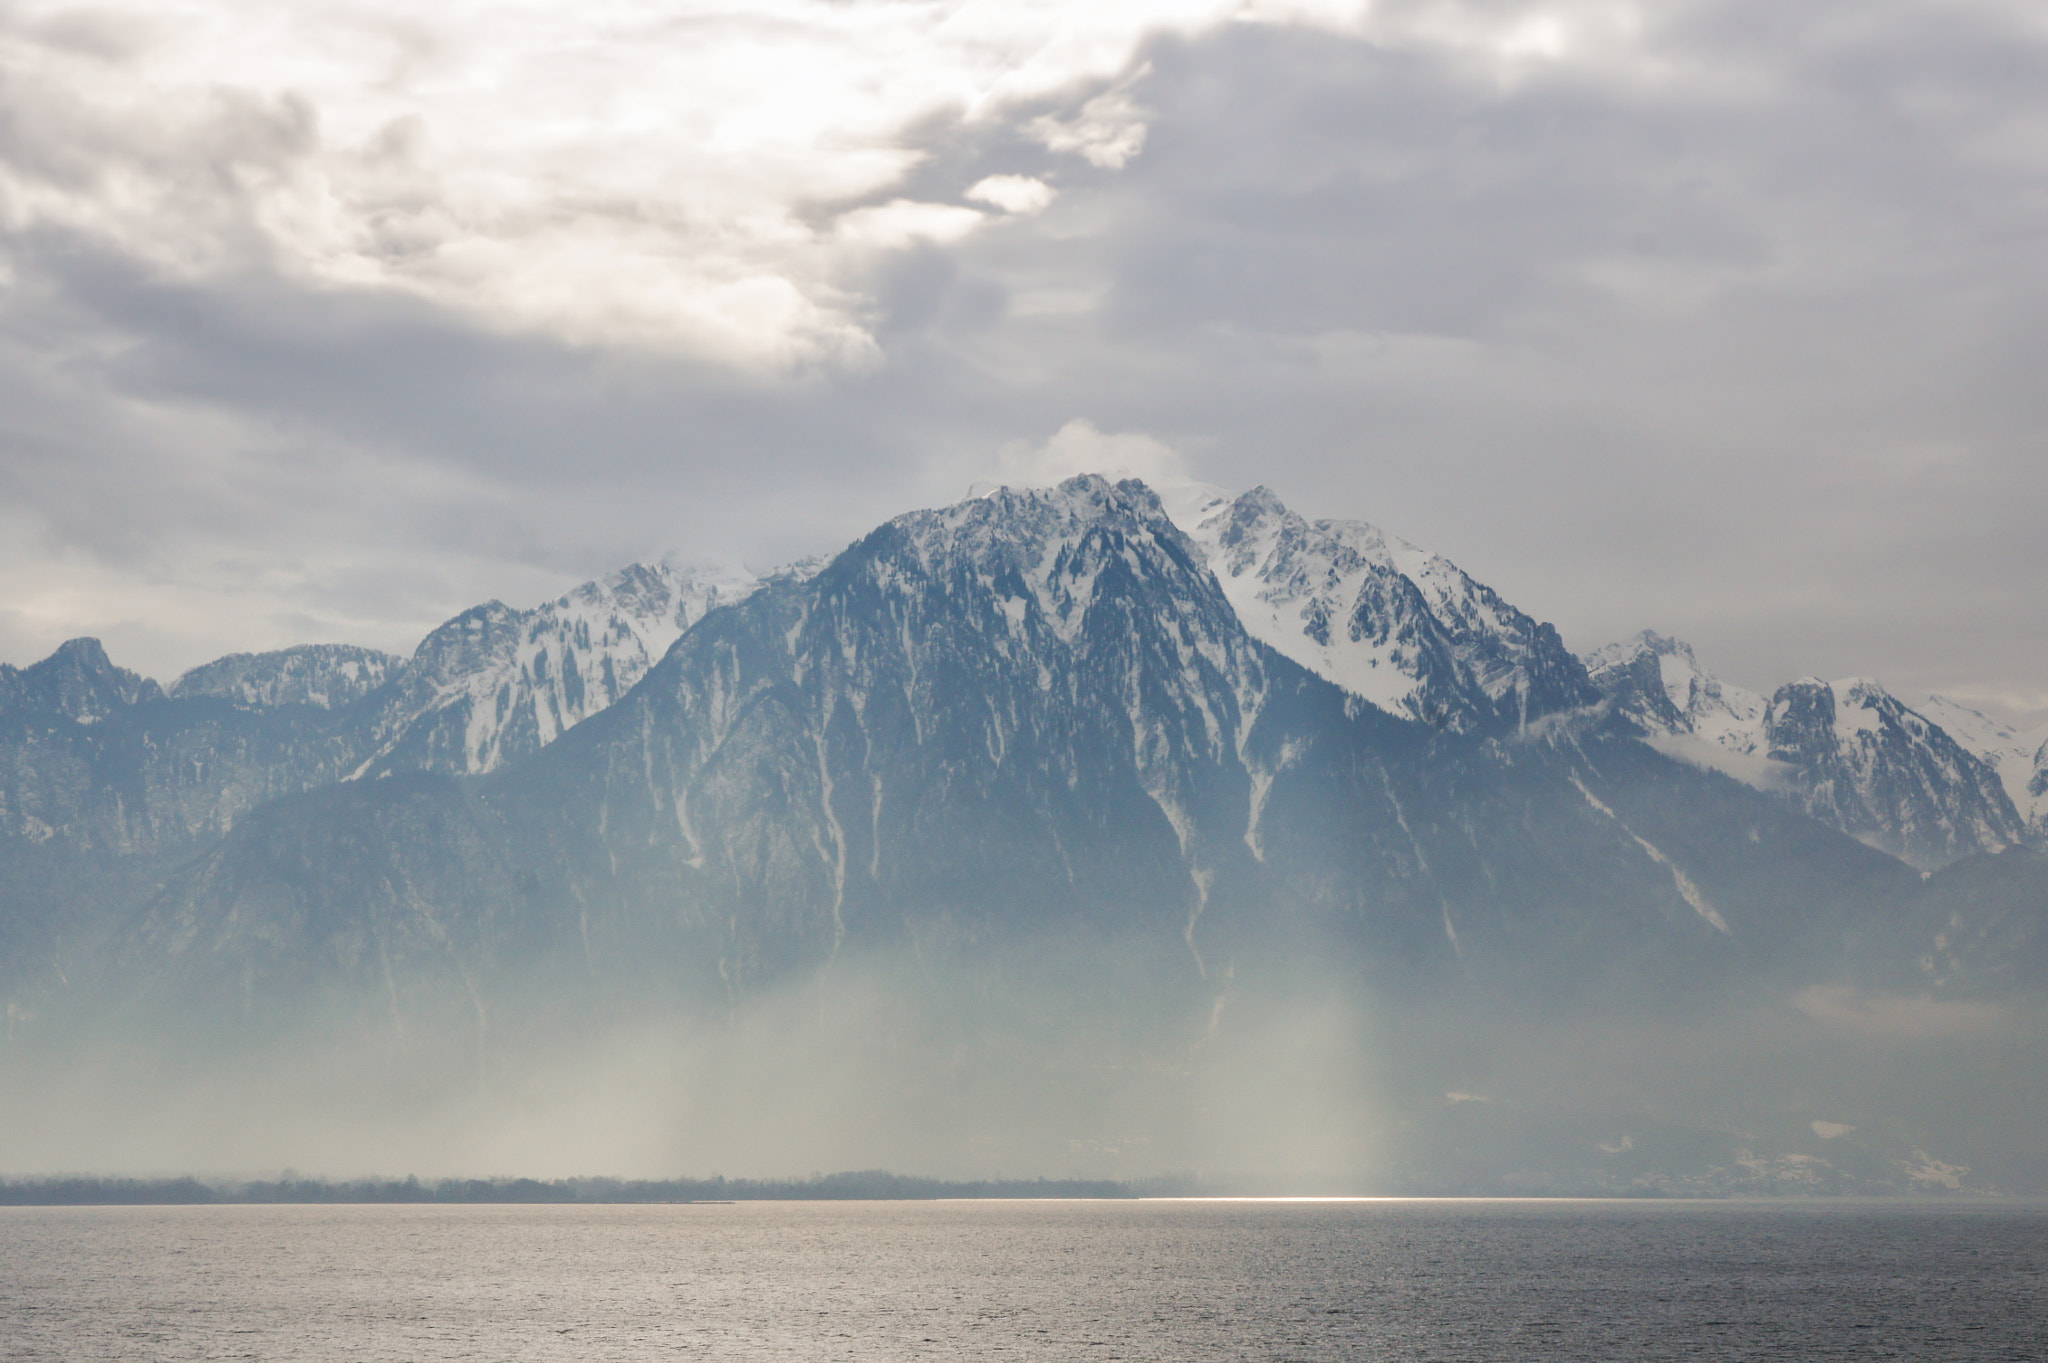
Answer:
0, 1173, 2013, 1207
0, 1173, 1139, 1206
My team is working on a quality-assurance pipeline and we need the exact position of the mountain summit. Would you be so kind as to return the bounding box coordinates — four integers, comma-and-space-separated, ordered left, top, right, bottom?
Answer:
1161, 484, 1599, 733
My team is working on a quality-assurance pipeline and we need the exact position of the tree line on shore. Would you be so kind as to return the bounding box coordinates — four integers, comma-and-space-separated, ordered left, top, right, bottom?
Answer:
0, 1171, 1157, 1205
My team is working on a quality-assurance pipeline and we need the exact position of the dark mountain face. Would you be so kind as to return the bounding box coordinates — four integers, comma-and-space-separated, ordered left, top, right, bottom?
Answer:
1890, 847, 2048, 997
572, 478, 1904, 1002
0, 563, 757, 1004
5, 480, 2036, 1041
0, 637, 160, 724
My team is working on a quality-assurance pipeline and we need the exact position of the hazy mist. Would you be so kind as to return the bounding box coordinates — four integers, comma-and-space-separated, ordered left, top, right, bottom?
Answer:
9, 928, 2043, 1194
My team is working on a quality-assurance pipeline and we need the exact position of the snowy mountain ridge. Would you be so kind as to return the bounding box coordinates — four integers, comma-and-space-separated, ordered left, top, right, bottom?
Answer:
1156, 482, 1598, 733
1764, 677, 2024, 867
11, 477, 2048, 1199
6, 473, 2047, 1045
130, 472, 1899, 1032
6, 477, 2039, 879
1917, 695, 2048, 837
170, 644, 405, 710
354, 559, 761, 776
1585, 631, 2030, 867
1583, 631, 1767, 750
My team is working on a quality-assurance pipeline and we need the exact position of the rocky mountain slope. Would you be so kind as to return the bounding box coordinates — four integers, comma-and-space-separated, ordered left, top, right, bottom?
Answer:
1765, 678, 2024, 868
0, 563, 761, 1001
0, 639, 371, 1002
0, 638, 367, 857
0, 562, 762, 854
0, 637, 162, 724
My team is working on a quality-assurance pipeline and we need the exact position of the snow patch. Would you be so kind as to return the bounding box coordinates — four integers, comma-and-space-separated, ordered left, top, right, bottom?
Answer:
1570, 771, 1731, 934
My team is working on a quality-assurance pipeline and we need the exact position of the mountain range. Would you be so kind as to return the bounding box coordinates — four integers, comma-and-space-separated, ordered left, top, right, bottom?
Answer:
2, 476, 2043, 1190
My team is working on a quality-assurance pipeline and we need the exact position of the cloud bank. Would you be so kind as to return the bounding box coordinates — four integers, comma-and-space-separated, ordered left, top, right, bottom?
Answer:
2, 0, 2044, 716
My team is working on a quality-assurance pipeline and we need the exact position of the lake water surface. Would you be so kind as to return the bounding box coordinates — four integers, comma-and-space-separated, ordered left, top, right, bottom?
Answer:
2, 1198, 2042, 1360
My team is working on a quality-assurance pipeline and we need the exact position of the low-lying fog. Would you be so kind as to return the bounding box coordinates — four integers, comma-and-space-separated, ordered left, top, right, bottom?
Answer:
7, 939, 2044, 1194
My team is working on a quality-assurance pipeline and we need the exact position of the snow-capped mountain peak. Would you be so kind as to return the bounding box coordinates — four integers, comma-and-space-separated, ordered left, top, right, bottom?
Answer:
1585, 630, 1765, 742
1156, 481, 1597, 731
1761, 676, 2024, 866
357, 559, 762, 776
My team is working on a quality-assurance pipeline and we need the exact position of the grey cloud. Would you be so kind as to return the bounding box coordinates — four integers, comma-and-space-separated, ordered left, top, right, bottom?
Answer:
916, 6, 2048, 702
0, 231, 964, 673
2, 6, 167, 64
1, 1, 2044, 714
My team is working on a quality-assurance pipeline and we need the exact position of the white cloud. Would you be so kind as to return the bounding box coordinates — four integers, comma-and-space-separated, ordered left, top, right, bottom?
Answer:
0, 0, 1691, 369
965, 175, 1057, 215
986, 418, 1190, 489
0, 0, 1364, 370
835, 200, 988, 249
1030, 82, 1152, 169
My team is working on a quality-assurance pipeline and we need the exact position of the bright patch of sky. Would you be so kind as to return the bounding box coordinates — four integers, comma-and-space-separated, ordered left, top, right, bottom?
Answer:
0, 0, 1386, 364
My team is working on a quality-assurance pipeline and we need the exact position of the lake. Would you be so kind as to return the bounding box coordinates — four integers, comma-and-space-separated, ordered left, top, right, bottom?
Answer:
2, 1198, 2042, 1359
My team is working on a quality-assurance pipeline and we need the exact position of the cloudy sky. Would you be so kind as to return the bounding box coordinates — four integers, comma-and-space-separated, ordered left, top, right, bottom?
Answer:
2, 0, 2043, 715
